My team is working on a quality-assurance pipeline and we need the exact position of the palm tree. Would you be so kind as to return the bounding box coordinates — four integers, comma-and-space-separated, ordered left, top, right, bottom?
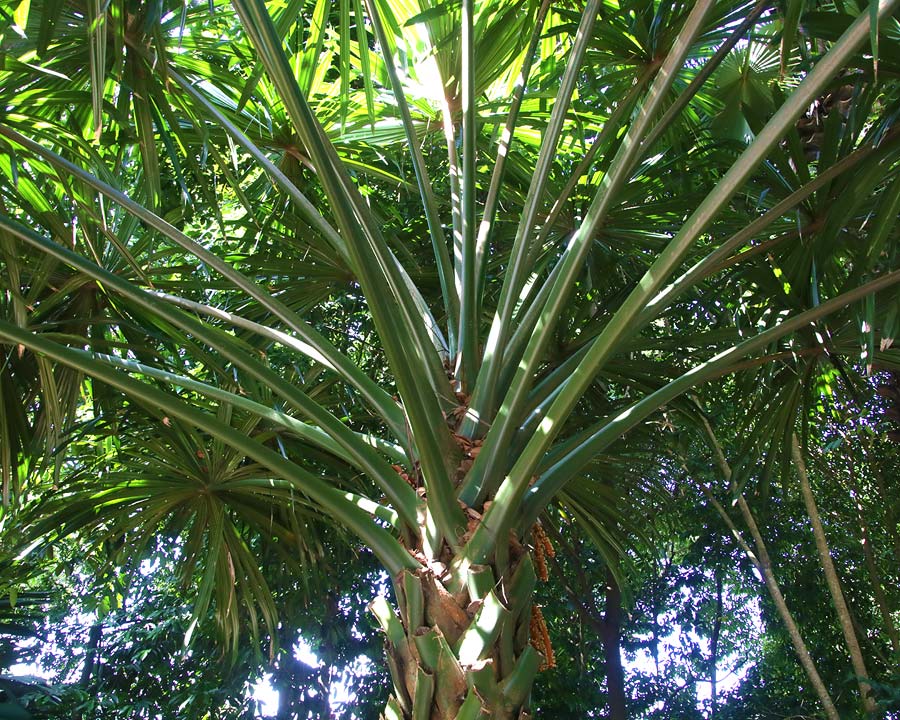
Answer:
1, 0, 899, 716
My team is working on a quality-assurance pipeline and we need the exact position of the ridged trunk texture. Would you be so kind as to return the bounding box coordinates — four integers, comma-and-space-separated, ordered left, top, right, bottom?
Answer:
371, 547, 548, 720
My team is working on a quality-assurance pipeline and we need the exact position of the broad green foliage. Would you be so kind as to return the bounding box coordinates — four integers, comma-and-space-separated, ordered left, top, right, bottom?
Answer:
1, 0, 899, 716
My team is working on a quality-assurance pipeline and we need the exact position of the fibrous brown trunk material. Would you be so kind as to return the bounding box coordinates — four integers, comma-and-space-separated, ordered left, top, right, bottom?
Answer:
371, 549, 544, 720
792, 434, 878, 716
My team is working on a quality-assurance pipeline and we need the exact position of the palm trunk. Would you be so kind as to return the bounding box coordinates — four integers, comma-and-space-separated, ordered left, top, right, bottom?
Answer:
791, 434, 878, 716
371, 548, 544, 720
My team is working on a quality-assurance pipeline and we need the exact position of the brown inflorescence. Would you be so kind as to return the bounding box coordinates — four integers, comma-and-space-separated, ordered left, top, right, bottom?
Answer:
529, 605, 556, 671
531, 522, 555, 582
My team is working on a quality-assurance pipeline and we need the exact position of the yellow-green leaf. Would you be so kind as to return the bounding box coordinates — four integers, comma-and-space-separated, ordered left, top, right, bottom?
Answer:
13, 0, 31, 37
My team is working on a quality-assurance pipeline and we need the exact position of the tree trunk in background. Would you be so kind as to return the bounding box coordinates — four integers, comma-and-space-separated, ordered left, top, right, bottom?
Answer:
544, 525, 626, 719
73, 624, 103, 720
78, 624, 103, 689
792, 434, 878, 716
709, 569, 723, 718
601, 569, 627, 720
